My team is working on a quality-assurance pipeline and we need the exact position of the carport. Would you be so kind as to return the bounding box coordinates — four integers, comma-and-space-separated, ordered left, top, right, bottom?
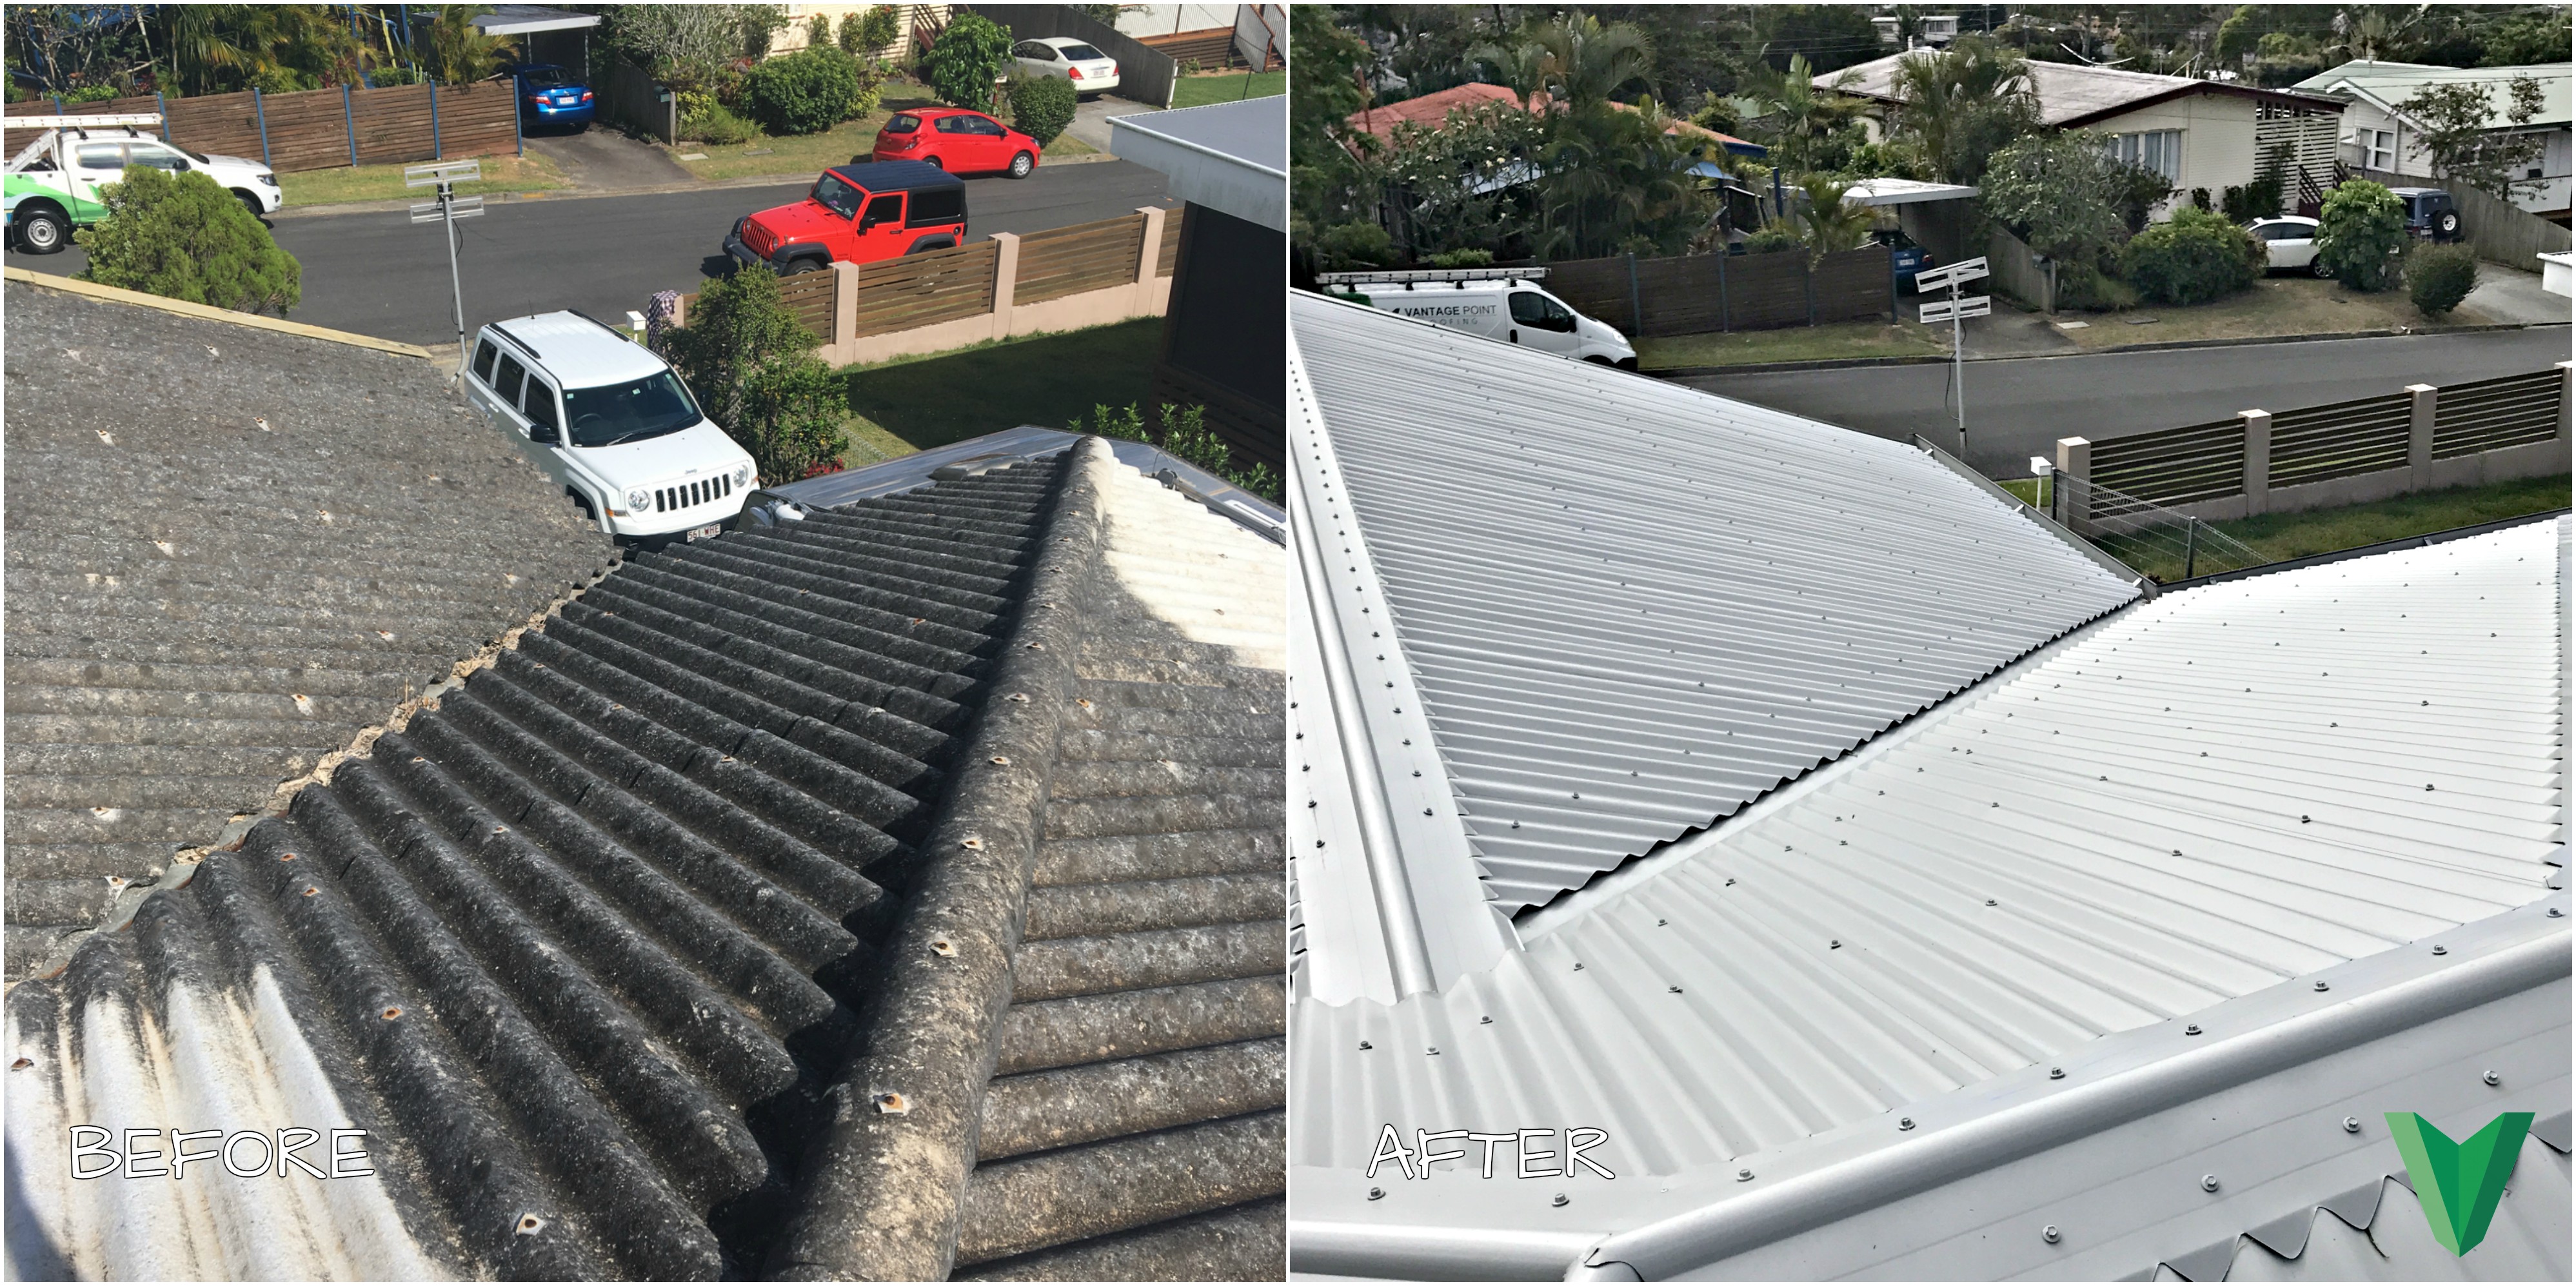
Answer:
470, 5, 600, 81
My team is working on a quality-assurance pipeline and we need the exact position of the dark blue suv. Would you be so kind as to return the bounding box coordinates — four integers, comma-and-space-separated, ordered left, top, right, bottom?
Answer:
510, 63, 594, 131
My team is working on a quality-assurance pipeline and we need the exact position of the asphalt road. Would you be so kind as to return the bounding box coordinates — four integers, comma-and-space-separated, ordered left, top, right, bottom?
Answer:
1679, 327, 2575, 477
5, 158, 1180, 347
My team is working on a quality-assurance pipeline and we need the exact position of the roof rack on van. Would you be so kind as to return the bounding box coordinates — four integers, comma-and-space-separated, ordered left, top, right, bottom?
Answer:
1314, 266, 1549, 284
490, 323, 540, 359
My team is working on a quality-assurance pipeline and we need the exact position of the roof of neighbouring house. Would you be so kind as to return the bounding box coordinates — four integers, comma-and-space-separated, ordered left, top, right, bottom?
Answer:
0, 277, 615, 982
1284, 301, 2571, 1274
6, 434, 1287, 1280
470, 5, 599, 35
1343, 83, 1766, 154
1283, 291, 2142, 1004
2293, 59, 2573, 130
1825, 51, 2346, 128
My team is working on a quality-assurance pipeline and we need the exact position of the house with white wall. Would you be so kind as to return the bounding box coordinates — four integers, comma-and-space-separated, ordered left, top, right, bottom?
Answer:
2292, 59, 2573, 223
1826, 54, 2346, 216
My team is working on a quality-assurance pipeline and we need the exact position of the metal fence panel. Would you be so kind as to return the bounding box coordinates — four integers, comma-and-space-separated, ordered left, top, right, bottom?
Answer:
2089, 419, 2247, 505
2433, 369, 2562, 459
2267, 390, 2413, 488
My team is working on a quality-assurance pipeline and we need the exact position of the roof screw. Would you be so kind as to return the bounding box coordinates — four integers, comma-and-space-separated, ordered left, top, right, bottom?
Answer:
1367, 1187, 1385, 1201
1736, 1168, 1754, 1182
2201, 1174, 2221, 1192
1427, 1047, 1440, 1055
1358, 1041, 1372, 1050
2048, 1067, 2065, 1080
873, 1091, 910, 1115
1985, 899, 1997, 907
2343, 1116, 2363, 1134
1480, 1016, 1492, 1025
989, 755, 1010, 766
515, 1214, 547, 1236
2484, 1070, 2502, 1086
1898, 1117, 1916, 1131
2432, 945, 2448, 955
2553, 908, 2566, 918
1551, 1193, 1569, 1207
9, 1058, 30, 1071
960, 836, 985, 850
1669, 985, 1683, 994
930, 937, 958, 958
2185, 1024, 2203, 1036
2042, 1225, 2061, 1245
380, 1006, 402, 1020
278, 852, 296, 862
2314, 981, 2330, 992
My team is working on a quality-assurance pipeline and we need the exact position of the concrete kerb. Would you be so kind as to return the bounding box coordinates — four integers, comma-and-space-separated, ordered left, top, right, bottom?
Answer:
1646, 320, 2570, 380
769, 439, 1116, 1281
3, 266, 438, 360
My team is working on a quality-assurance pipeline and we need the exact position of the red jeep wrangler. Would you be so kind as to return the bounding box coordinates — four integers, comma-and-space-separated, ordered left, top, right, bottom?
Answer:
724, 159, 967, 274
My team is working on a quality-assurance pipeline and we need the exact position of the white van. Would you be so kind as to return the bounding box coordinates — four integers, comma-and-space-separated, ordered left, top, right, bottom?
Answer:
462, 311, 758, 546
1320, 269, 1637, 369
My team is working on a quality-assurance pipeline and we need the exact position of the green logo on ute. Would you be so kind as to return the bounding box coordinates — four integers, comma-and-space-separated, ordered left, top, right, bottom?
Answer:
2384, 1112, 2534, 1256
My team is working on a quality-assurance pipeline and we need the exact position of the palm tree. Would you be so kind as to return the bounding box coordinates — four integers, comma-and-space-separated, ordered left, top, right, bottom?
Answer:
1732, 52, 1861, 174
1473, 14, 1652, 112
414, 5, 517, 86
1791, 174, 1873, 257
1879, 37, 2036, 184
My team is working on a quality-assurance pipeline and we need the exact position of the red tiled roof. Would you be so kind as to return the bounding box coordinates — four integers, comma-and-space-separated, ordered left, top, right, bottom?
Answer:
1344, 83, 1760, 152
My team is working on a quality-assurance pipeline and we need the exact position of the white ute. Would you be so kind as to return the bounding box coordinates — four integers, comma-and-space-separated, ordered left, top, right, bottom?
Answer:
1319, 267, 1638, 369
462, 311, 758, 546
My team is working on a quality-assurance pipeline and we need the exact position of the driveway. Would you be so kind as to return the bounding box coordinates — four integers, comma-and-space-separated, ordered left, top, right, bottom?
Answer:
522, 126, 697, 193
6, 159, 1180, 347
1679, 327, 2575, 479
2462, 262, 2573, 325
1064, 92, 1162, 153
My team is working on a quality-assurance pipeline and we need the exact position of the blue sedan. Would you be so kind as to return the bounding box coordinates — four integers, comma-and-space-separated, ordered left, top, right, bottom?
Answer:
511, 64, 594, 131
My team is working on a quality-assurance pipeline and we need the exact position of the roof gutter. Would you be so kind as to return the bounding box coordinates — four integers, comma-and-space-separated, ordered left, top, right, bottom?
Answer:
1565, 926, 2570, 1280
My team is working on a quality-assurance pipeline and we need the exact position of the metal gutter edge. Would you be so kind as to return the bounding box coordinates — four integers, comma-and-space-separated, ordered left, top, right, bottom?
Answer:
1565, 928, 2572, 1280
1290, 1204, 1601, 1281
1908, 432, 2151, 593
3, 266, 439, 359
769, 440, 1113, 1281
2170, 506, 2571, 589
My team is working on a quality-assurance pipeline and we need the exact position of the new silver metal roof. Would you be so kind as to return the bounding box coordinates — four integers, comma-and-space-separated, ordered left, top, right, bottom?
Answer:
1287, 290, 2141, 955
1289, 517, 2569, 1280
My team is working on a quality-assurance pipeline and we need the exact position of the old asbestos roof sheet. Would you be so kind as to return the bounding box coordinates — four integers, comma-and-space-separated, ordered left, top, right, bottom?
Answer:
2294, 59, 2573, 130
1287, 518, 2568, 1281
6, 437, 1283, 1280
1825, 52, 2341, 126
1286, 290, 2138, 955
1, 280, 613, 980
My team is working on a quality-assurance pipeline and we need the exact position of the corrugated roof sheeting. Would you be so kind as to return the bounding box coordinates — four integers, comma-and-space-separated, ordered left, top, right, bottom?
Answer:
946, 455, 1287, 1279
1293, 519, 2564, 1181
1288, 292, 2140, 915
3, 281, 613, 977
2212, 1134, 2570, 1281
7, 459, 1073, 1278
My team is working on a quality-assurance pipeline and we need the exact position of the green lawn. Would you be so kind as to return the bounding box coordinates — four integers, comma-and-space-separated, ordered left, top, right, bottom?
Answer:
2053, 473, 2570, 583
1636, 318, 1948, 370
835, 317, 1160, 463
2057, 275, 2512, 349
671, 81, 938, 183
1171, 70, 1282, 108
276, 151, 568, 207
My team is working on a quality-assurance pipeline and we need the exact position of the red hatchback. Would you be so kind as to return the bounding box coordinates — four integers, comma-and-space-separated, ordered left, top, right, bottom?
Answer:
873, 108, 1042, 179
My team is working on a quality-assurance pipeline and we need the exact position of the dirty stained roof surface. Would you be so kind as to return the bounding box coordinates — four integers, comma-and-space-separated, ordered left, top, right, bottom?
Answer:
6, 440, 1285, 1280
1827, 51, 2343, 126
1289, 519, 2568, 1281
1289, 290, 2139, 924
1, 281, 613, 979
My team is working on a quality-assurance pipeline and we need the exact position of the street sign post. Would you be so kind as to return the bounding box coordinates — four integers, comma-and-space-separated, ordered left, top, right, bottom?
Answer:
1912, 256, 1990, 457
404, 160, 482, 378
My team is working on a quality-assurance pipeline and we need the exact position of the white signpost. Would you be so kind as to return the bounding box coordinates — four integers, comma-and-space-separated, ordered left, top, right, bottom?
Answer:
1915, 256, 1989, 457
405, 160, 483, 377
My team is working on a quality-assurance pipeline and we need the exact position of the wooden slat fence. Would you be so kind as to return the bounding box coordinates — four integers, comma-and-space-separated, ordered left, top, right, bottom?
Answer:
2266, 391, 2413, 489
2433, 370, 2562, 459
1547, 244, 1892, 337
1141, 28, 1240, 69
2090, 418, 2248, 505
1015, 212, 1145, 305
848, 241, 1000, 337
7, 82, 519, 175
774, 270, 840, 337
1156, 206, 1185, 277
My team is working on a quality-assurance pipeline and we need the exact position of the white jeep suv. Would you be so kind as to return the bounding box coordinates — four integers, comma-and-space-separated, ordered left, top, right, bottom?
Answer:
463, 311, 758, 546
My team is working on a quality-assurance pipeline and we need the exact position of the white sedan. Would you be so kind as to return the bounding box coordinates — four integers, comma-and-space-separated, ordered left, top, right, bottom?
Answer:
2248, 215, 2331, 277
1011, 37, 1120, 97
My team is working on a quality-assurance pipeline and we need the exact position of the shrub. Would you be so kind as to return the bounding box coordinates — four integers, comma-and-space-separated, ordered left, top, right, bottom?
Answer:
683, 102, 758, 145
2119, 208, 2264, 306
746, 46, 861, 135
2055, 262, 2141, 312
1006, 72, 1076, 146
1314, 221, 1392, 270
1742, 224, 1801, 255
75, 168, 300, 315
367, 64, 422, 87
2408, 242, 2479, 317
2188, 188, 2211, 212
62, 84, 119, 103
1427, 248, 1494, 268
923, 11, 1014, 110
2315, 181, 2406, 292
840, 6, 900, 55
660, 266, 847, 481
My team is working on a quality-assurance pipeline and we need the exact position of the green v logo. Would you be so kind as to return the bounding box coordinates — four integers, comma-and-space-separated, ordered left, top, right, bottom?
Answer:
2384, 1112, 2535, 1256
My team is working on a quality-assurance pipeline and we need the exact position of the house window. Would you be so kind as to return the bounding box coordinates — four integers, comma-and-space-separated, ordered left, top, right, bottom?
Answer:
2360, 128, 2397, 172
2106, 129, 2183, 184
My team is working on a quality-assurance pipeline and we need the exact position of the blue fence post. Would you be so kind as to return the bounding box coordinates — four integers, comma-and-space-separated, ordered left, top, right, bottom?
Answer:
513, 74, 524, 156
428, 81, 441, 157
344, 83, 357, 167
252, 87, 272, 170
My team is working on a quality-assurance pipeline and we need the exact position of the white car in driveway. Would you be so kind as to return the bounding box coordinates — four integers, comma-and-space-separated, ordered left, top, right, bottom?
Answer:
463, 311, 758, 547
2248, 215, 2331, 277
1011, 37, 1120, 97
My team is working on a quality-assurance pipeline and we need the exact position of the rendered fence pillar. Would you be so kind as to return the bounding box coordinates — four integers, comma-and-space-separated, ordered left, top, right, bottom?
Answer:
2405, 383, 2437, 490
831, 259, 860, 364
989, 232, 1020, 342
2559, 361, 2573, 446
2240, 409, 2273, 517
2056, 436, 2091, 534
1133, 205, 1166, 313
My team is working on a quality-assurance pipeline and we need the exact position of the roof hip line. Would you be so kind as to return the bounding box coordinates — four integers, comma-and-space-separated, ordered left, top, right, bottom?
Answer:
768, 437, 1117, 1281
